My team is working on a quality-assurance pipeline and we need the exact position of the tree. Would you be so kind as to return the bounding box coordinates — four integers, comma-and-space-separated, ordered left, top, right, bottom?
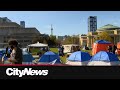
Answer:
48, 35, 57, 47
97, 31, 112, 42
62, 36, 79, 45
62, 36, 73, 44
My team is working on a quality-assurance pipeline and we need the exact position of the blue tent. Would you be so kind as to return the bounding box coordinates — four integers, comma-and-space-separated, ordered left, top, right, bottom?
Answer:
0, 49, 11, 60
90, 51, 119, 62
39, 51, 61, 63
95, 40, 111, 44
68, 51, 91, 62
22, 51, 35, 62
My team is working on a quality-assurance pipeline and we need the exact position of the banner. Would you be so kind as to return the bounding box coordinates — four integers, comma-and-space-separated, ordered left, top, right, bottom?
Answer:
0, 65, 120, 79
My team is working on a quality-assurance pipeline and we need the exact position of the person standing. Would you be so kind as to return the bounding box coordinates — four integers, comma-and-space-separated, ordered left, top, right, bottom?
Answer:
108, 45, 112, 53
7, 39, 23, 64
61, 46, 64, 57
112, 44, 117, 54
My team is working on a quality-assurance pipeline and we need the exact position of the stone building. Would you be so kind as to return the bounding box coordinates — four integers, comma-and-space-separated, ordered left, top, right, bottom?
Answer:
87, 24, 120, 47
0, 17, 40, 48
79, 34, 87, 47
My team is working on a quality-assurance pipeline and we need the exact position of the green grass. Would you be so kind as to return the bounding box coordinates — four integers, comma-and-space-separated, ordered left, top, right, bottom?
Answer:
50, 48, 58, 54
30, 48, 40, 55
81, 50, 92, 56
60, 55, 67, 64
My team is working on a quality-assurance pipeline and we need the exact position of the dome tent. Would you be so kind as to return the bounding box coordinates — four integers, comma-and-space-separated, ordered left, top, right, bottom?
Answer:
88, 51, 120, 66
66, 51, 91, 66
38, 51, 61, 64
95, 40, 111, 44
92, 40, 113, 55
22, 51, 35, 63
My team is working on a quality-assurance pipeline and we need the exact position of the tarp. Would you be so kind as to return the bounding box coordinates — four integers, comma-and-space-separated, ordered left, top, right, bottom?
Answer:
92, 40, 112, 55
88, 51, 120, 66
39, 51, 61, 64
22, 51, 35, 62
28, 42, 48, 47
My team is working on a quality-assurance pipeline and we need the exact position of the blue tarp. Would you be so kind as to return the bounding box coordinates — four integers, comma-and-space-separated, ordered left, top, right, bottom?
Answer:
90, 51, 119, 62
22, 51, 35, 62
68, 51, 91, 62
39, 51, 61, 63
95, 40, 111, 44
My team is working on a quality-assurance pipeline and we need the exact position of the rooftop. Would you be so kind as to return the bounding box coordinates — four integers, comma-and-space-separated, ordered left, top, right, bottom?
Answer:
97, 24, 120, 31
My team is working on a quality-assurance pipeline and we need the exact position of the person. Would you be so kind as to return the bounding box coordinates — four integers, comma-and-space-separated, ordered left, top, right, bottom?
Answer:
77, 48, 81, 51
58, 46, 61, 56
61, 46, 64, 57
5, 46, 11, 58
108, 45, 112, 53
6, 39, 23, 64
112, 44, 117, 54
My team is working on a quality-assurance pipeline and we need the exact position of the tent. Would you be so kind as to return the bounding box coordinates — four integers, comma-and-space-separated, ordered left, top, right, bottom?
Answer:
22, 51, 35, 62
92, 40, 112, 55
28, 42, 48, 47
27, 42, 49, 53
66, 51, 91, 66
3, 51, 35, 64
88, 51, 120, 66
63, 44, 80, 54
38, 51, 61, 64
0, 48, 11, 61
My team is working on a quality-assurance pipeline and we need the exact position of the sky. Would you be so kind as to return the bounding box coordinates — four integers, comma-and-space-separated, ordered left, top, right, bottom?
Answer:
0, 11, 120, 36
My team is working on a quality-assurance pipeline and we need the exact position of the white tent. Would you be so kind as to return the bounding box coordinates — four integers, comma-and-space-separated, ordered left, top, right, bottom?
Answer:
28, 42, 48, 47
63, 44, 80, 53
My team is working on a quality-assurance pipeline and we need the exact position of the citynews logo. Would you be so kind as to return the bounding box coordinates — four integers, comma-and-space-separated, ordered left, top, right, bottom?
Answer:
6, 68, 48, 77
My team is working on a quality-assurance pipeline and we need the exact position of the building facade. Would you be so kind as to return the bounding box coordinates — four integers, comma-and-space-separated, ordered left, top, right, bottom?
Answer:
88, 16, 97, 32
87, 24, 120, 47
0, 17, 41, 48
79, 34, 87, 47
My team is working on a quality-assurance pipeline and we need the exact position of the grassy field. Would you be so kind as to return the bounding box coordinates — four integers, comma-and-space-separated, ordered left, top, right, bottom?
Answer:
50, 48, 58, 54
81, 50, 92, 56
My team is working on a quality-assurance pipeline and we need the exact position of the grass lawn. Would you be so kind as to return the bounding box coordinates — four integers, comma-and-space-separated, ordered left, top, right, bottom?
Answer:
50, 48, 58, 54
81, 50, 92, 56
30, 48, 40, 55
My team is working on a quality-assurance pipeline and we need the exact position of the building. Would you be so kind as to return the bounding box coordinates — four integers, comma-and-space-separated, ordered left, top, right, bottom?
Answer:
79, 34, 87, 47
88, 16, 97, 32
57, 36, 65, 41
87, 24, 120, 47
0, 17, 40, 48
